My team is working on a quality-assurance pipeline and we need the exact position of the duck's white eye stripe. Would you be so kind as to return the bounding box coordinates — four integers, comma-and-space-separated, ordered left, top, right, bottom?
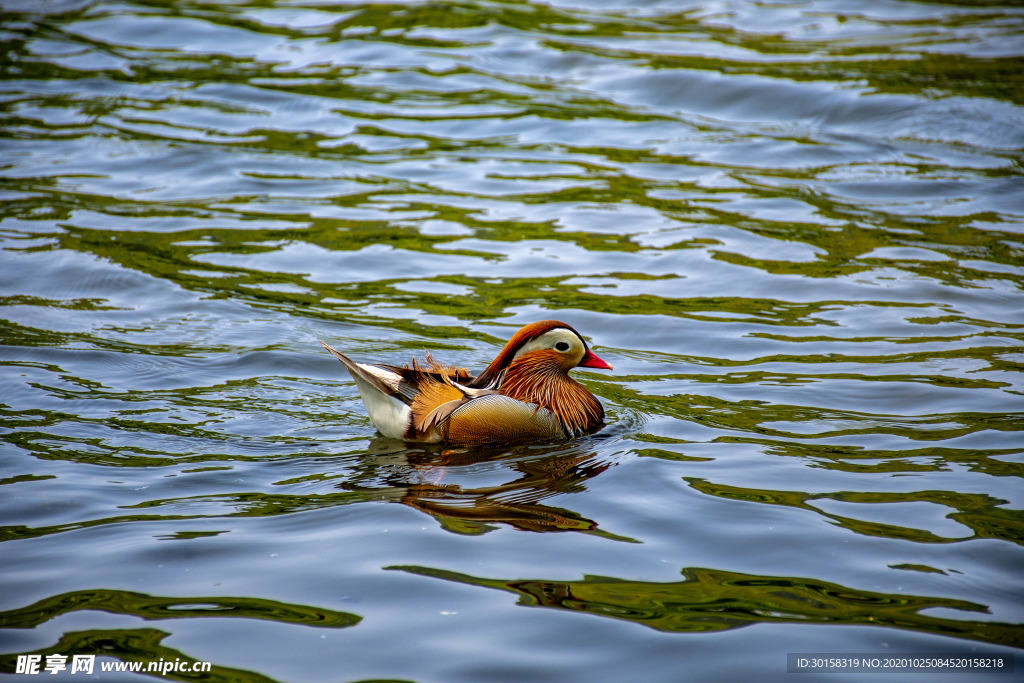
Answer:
556, 342, 570, 351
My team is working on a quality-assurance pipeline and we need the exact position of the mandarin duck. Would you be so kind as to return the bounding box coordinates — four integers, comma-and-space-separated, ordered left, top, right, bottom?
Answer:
320, 320, 612, 445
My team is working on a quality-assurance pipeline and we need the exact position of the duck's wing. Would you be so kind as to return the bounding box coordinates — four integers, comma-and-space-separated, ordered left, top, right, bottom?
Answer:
433, 394, 567, 445
321, 343, 406, 400
320, 342, 415, 439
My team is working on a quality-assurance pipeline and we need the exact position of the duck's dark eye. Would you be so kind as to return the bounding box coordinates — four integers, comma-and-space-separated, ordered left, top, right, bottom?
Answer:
555, 342, 570, 352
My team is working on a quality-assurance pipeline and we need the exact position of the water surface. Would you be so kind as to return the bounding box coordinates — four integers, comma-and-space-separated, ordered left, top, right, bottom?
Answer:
1, 0, 1023, 680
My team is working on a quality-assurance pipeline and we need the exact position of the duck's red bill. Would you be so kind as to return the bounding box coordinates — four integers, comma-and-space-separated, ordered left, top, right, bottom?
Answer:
579, 349, 613, 370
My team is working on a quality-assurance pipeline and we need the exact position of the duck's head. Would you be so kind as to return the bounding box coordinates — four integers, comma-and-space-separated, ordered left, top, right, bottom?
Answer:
469, 320, 612, 388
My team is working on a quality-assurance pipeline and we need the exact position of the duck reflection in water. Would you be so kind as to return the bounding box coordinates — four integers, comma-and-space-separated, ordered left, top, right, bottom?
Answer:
338, 437, 623, 536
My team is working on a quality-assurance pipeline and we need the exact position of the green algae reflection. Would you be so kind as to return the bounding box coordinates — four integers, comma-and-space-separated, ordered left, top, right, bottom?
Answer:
0, 591, 362, 682
390, 565, 1023, 649
684, 478, 1024, 547
0, 588, 361, 629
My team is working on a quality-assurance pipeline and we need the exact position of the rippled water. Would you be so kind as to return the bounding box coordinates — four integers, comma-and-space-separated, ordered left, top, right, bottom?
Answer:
1, 0, 1023, 680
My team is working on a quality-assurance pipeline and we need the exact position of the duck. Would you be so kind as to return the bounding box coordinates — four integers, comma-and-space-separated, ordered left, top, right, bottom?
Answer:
320, 320, 613, 445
